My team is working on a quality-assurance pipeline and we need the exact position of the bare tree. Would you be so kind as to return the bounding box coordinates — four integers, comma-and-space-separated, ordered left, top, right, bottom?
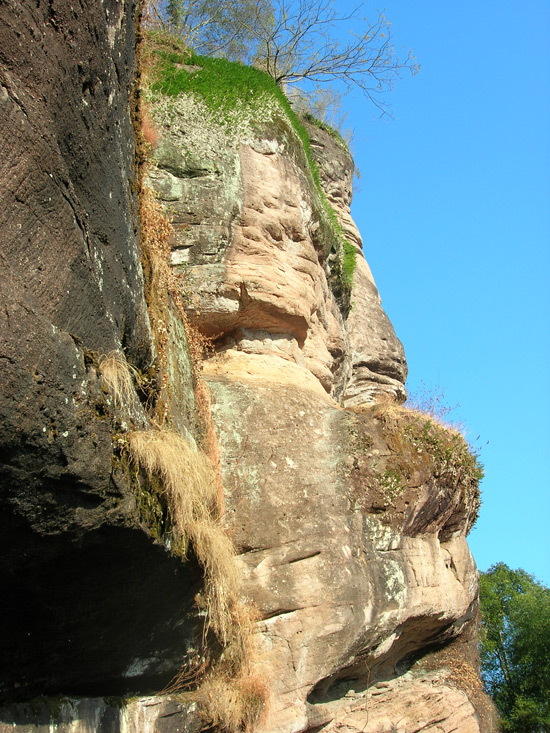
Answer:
250, 0, 419, 113
143, 0, 273, 61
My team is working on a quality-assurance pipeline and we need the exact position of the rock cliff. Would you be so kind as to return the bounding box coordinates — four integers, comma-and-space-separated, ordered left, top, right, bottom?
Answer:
0, 4, 495, 732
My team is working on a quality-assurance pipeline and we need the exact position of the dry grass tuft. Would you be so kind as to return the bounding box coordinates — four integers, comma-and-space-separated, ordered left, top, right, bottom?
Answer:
127, 430, 218, 517
195, 601, 267, 731
127, 429, 241, 644
99, 351, 138, 410
374, 396, 465, 438
198, 668, 269, 733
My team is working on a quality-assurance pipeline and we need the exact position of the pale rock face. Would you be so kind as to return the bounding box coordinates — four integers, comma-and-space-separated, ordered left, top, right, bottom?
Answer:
205, 358, 480, 732
344, 255, 409, 406
148, 96, 490, 731
320, 673, 480, 733
151, 99, 405, 405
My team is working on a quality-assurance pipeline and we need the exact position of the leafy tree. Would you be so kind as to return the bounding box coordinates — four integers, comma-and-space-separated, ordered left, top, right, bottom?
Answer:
248, 0, 419, 114
480, 563, 550, 731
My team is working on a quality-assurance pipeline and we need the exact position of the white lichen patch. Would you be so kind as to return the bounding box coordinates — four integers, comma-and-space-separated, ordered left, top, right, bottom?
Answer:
149, 91, 291, 165
363, 516, 401, 552
123, 657, 158, 678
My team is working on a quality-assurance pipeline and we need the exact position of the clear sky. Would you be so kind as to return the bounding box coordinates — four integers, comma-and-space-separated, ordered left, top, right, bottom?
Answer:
337, 1, 550, 585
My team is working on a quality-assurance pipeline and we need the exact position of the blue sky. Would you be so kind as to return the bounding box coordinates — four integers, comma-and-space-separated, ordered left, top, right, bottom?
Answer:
337, 1, 550, 585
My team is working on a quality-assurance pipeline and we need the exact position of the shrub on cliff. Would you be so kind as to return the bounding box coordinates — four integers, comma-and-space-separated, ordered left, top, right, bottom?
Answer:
144, 0, 273, 60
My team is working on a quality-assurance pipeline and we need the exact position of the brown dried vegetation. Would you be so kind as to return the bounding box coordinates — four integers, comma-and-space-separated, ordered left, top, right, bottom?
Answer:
99, 351, 139, 411
198, 669, 269, 733
126, 429, 240, 644
346, 401, 482, 537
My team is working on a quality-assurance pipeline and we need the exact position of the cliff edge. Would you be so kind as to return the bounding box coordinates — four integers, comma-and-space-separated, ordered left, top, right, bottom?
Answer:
0, 6, 495, 732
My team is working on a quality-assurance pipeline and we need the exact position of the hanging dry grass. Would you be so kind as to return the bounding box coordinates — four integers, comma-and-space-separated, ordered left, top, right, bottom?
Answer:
160, 650, 211, 695
188, 519, 240, 641
160, 603, 265, 729
127, 429, 218, 522
99, 351, 138, 411
127, 429, 242, 644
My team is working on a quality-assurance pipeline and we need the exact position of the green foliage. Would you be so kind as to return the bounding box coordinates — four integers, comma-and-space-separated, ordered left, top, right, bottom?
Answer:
480, 563, 550, 731
149, 47, 356, 301
151, 49, 282, 113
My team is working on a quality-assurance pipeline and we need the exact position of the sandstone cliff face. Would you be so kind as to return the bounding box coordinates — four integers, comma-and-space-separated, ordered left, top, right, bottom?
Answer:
0, 5, 494, 732
149, 91, 406, 407
145, 76, 489, 732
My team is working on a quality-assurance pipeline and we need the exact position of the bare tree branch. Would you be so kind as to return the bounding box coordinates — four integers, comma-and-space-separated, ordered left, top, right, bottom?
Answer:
143, 0, 273, 61
249, 0, 419, 114
143, 0, 418, 115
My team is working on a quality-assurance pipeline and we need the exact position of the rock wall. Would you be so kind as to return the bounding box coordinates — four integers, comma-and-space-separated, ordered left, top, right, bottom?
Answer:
145, 66, 494, 732
0, 0, 206, 711
0, 4, 496, 732
149, 91, 407, 407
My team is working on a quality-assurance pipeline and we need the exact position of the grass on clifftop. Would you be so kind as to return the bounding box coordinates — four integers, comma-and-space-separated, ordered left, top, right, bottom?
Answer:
147, 40, 356, 300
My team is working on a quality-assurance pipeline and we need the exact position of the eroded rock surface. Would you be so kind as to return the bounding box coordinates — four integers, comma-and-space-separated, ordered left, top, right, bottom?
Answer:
150, 95, 406, 406
0, 0, 205, 707
147, 82, 491, 731
1, 8, 494, 731
0, 696, 203, 733
204, 358, 481, 732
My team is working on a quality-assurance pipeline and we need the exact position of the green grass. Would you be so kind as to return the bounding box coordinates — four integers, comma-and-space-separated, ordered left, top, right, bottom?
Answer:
148, 46, 356, 304
152, 51, 277, 113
